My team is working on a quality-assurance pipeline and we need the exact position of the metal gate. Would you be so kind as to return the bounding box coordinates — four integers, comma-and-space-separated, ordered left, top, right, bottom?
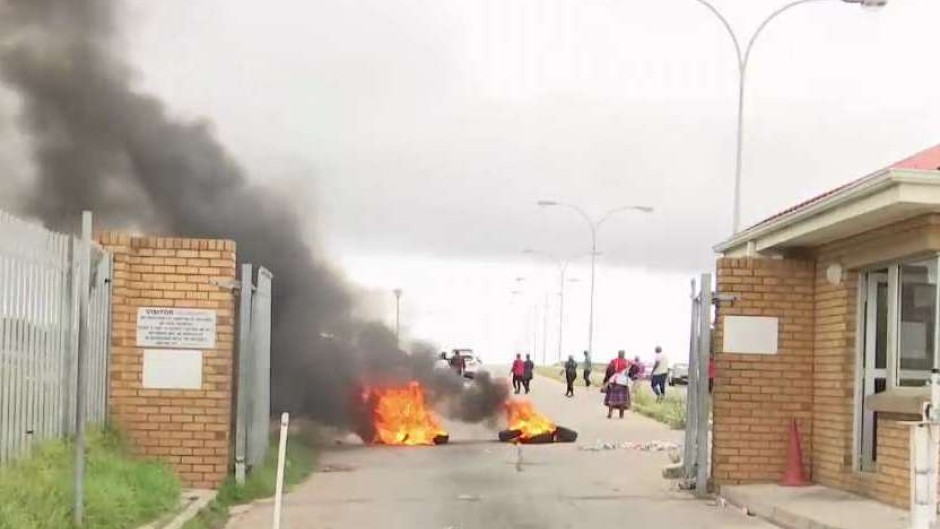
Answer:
0, 209, 112, 464
234, 264, 273, 483
682, 273, 713, 494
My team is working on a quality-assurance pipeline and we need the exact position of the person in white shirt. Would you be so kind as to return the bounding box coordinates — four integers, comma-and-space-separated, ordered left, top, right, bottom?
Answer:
651, 346, 669, 402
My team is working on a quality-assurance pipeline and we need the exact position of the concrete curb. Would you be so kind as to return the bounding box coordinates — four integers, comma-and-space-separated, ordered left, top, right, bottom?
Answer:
137, 489, 216, 529
721, 486, 840, 529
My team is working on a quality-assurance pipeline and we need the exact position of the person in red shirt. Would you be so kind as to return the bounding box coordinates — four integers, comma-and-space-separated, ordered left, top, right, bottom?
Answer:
510, 354, 525, 395
603, 351, 631, 418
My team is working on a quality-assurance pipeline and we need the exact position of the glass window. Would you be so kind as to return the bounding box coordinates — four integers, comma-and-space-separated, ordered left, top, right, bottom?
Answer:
898, 259, 937, 387
875, 281, 888, 370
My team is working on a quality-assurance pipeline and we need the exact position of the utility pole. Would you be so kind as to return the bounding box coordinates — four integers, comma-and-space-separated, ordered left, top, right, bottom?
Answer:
73, 211, 92, 526
393, 289, 402, 345
542, 292, 549, 365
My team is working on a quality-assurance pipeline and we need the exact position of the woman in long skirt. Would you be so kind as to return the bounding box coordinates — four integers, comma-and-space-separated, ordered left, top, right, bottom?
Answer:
604, 353, 631, 419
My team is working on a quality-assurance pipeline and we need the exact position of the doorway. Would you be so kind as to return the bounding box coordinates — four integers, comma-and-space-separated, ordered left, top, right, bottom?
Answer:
858, 269, 889, 471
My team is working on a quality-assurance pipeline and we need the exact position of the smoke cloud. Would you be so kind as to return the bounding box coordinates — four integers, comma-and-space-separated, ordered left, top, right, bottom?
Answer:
0, 0, 509, 432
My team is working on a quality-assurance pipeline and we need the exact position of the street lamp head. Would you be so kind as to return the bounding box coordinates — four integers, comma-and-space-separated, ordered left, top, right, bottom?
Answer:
393, 288, 402, 297
522, 249, 535, 254
537, 200, 559, 207
634, 206, 654, 213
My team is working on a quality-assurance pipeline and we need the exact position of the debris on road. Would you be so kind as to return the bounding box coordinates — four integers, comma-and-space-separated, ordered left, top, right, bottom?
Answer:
578, 440, 680, 452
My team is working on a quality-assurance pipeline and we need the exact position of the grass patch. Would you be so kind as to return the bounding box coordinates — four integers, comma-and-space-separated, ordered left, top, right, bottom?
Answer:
182, 432, 317, 529
0, 426, 180, 529
632, 386, 687, 430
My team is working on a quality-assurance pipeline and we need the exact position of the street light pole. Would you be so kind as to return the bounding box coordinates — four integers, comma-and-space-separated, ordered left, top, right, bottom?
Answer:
691, 0, 887, 234
558, 262, 568, 364
393, 289, 402, 345
523, 250, 591, 363
536, 202, 652, 359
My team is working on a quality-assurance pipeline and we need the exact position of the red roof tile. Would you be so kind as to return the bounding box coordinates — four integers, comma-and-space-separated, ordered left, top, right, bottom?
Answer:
745, 143, 940, 232
892, 143, 940, 171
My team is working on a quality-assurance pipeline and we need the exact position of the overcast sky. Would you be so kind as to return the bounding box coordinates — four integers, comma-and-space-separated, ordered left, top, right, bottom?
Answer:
7, 0, 940, 363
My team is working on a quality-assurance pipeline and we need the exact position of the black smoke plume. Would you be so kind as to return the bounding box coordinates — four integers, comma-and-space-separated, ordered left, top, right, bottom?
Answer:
0, 0, 509, 432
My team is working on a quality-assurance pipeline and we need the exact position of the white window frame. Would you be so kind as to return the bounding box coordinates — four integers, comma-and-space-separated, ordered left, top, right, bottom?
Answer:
853, 253, 940, 472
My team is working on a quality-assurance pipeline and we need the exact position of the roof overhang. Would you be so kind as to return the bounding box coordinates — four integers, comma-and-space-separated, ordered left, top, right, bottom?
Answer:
715, 169, 940, 257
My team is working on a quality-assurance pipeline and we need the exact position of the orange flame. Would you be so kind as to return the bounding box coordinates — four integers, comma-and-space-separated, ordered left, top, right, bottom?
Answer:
369, 382, 447, 446
505, 400, 556, 439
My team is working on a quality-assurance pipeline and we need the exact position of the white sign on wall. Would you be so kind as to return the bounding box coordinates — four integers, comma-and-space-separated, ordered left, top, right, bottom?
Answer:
724, 316, 779, 355
137, 307, 216, 349
142, 349, 203, 390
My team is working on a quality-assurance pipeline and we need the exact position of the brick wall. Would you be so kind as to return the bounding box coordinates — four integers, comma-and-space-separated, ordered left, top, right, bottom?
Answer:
100, 233, 237, 489
873, 414, 911, 508
809, 256, 858, 490
713, 257, 815, 485
809, 215, 939, 504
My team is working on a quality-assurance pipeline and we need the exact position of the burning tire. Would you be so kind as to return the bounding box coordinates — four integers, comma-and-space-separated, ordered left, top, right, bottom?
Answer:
554, 426, 578, 443
500, 400, 578, 444
498, 429, 523, 442
497, 425, 578, 444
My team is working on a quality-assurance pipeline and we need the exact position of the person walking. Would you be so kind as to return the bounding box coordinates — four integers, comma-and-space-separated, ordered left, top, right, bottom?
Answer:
651, 346, 669, 403
562, 355, 578, 397
450, 350, 466, 377
582, 350, 592, 387
511, 354, 525, 394
603, 351, 631, 418
522, 354, 535, 394
628, 355, 643, 393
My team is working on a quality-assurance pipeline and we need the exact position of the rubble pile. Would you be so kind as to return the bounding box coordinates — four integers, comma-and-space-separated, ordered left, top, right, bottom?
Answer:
579, 440, 681, 452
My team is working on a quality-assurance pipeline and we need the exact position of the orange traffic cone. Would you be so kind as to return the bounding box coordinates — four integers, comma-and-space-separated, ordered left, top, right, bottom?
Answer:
780, 419, 810, 487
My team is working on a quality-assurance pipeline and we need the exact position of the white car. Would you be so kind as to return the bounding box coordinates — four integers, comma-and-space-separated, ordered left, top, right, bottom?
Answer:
456, 349, 482, 379
668, 363, 689, 386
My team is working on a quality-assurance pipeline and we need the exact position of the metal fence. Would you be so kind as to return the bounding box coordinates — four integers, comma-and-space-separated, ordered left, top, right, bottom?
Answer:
234, 264, 273, 483
0, 209, 112, 463
682, 273, 713, 495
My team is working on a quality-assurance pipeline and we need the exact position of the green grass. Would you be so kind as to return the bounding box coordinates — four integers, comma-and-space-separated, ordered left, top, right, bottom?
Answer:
535, 366, 687, 429
0, 426, 180, 529
632, 386, 687, 430
182, 432, 317, 529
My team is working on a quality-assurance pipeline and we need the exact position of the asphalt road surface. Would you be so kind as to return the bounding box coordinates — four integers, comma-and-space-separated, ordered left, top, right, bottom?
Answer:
226, 372, 773, 529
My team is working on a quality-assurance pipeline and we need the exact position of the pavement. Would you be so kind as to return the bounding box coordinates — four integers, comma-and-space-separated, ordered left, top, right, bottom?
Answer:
721, 484, 915, 529
225, 373, 775, 529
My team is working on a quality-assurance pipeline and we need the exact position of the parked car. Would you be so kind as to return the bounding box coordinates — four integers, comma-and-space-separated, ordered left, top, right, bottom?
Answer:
668, 363, 689, 386
455, 349, 482, 379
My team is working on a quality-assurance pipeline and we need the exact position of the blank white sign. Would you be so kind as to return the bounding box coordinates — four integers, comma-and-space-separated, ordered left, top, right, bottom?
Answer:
142, 349, 203, 390
724, 316, 779, 355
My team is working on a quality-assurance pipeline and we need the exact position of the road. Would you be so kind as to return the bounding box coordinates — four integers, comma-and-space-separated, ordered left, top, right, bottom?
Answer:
226, 373, 773, 529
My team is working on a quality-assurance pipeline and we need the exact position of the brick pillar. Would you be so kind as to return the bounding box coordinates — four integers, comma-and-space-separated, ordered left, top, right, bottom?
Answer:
712, 257, 815, 486
100, 234, 237, 489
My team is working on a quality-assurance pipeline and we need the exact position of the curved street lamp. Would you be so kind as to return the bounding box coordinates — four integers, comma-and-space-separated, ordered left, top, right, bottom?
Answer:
536, 201, 652, 359
691, 0, 887, 233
